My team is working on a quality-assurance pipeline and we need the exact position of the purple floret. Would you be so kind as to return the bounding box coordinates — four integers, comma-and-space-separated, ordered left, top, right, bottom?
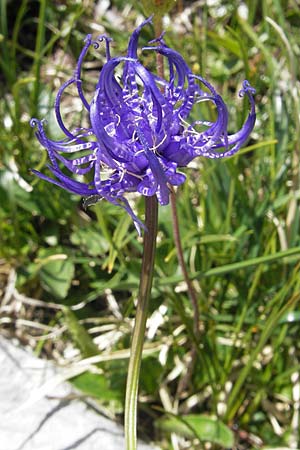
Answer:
31, 17, 256, 234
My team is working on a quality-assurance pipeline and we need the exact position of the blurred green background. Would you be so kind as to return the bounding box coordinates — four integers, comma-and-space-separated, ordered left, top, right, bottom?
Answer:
1, 0, 300, 448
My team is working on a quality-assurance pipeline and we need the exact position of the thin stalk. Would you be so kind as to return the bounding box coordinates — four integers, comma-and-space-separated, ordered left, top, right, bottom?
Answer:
154, 12, 200, 395
170, 188, 200, 395
0, 0, 14, 86
170, 188, 199, 337
125, 196, 158, 450
30, 0, 46, 117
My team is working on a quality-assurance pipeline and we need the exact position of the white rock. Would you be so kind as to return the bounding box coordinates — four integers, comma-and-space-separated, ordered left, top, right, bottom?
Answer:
0, 336, 155, 450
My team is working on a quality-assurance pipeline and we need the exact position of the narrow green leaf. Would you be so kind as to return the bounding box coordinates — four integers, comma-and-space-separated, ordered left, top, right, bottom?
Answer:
160, 246, 300, 285
207, 30, 242, 57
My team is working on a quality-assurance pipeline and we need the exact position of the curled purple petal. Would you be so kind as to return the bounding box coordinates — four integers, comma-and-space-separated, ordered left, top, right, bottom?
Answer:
127, 16, 153, 59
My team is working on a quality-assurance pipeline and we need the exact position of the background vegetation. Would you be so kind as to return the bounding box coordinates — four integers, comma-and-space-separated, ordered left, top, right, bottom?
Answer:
1, 0, 300, 449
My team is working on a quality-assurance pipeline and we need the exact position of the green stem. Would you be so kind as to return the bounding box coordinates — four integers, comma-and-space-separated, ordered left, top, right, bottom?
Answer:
125, 196, 158, 450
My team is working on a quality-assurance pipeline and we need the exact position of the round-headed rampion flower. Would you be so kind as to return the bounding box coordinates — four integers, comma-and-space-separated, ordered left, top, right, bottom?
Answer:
31, 17, 256, 234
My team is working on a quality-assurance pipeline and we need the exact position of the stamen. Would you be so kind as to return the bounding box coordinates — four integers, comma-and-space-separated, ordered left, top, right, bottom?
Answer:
115, 113, 121, 127
149, 132, 167, 151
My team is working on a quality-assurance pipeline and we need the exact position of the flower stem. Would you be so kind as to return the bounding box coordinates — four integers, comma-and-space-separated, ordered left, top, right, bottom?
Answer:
153, 10, 200, 395
125, 195, 158, 450
169, 187, 200, 395
170, 188, 199, 336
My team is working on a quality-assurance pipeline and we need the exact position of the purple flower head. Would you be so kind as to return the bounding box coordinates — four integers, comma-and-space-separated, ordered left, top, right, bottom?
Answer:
31, 17, 256, 234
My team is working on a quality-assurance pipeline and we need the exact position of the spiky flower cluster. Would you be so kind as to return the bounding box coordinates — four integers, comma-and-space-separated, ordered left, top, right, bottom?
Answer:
31, 17, 255, 233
